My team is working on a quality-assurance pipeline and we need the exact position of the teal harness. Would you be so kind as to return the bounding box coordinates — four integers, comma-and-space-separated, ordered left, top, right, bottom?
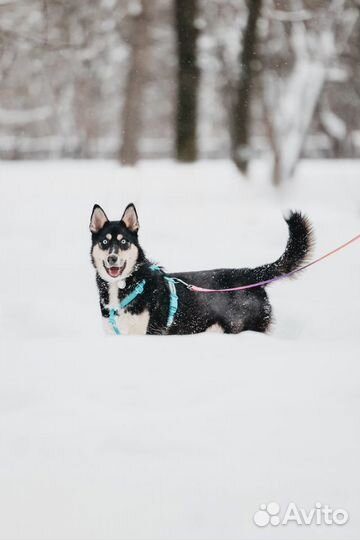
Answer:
108, 265, 179, 335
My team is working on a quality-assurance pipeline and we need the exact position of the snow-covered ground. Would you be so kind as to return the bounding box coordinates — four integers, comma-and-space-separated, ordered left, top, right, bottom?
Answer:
0, 160, 359, 540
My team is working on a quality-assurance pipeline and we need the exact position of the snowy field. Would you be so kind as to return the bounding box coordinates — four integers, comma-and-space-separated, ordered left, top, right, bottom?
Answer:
0, 160, 359, 540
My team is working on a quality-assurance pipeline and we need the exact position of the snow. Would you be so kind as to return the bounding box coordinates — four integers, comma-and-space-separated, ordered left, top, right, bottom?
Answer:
0, 159, 359, 540
0, 106, 52, 125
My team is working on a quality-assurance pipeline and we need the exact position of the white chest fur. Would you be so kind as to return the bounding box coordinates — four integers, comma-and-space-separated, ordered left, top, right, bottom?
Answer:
103, 282, 150, 335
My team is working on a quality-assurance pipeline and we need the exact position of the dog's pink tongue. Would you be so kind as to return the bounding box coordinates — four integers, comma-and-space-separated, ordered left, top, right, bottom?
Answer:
109, 267, 121, 277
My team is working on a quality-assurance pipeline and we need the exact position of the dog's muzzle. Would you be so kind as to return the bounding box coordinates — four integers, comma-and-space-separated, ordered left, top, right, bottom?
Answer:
103, 256, 126, 278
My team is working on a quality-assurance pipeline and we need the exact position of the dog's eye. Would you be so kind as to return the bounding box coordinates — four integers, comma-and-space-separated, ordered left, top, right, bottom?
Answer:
120, 238, 127, 245
102, 239, 108, 246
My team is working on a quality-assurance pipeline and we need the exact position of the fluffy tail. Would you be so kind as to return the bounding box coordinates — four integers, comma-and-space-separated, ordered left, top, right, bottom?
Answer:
253, 211, 314, 283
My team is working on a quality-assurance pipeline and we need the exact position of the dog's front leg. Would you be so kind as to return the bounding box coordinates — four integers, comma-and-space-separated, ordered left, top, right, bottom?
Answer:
102, 316, 117, 335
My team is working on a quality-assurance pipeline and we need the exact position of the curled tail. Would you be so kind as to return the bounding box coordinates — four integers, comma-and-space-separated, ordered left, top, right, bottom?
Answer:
254, 211, 314, 283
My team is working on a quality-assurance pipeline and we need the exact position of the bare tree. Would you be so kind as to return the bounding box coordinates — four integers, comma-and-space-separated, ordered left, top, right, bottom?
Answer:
119, 1, 152, 166
231, 0, 262, 174
175, 0, 199, 162
262, 0, 347, 185
0, 0, 359, 162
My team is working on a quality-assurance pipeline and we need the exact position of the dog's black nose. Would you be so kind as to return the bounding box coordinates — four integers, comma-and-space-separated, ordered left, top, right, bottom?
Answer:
107, 254, 118, 265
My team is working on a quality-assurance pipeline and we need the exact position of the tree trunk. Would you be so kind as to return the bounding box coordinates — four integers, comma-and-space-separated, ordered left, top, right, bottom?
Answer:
174, 0, 199, 162
264, 20, 336, 185
263, 0, 346, 185
231, 0, 262, 174
119, 1, 151, 166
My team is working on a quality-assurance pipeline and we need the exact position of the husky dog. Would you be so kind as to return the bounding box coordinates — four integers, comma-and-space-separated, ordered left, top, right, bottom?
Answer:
90, 204, 313, 335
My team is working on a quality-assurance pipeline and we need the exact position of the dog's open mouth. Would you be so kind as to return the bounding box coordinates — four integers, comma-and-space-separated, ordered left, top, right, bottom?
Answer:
104, 261, 126, 278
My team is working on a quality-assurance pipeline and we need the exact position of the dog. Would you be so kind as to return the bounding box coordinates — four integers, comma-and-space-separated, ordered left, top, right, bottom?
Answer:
90, 203, 313, 335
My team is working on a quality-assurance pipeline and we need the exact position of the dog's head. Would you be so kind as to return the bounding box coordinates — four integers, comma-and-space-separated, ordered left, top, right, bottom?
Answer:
90, 203, 141, 283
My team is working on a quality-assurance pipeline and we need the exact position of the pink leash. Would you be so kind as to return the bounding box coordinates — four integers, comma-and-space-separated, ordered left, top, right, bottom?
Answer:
176, 233, 360, 293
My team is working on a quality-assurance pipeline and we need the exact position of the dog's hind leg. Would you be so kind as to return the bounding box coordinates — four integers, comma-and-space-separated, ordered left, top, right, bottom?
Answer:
242, 298, 272, 333
222, 319, 245, 334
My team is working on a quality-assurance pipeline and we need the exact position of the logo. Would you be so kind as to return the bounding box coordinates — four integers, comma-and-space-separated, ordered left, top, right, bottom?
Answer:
253, 502, 349, 527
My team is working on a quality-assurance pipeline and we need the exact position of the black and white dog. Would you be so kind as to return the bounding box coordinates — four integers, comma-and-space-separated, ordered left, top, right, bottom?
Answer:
90, 204, 313, 335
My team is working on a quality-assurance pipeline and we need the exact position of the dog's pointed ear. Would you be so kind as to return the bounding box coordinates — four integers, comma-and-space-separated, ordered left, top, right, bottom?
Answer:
90, 204, 109, 233
121, 203, 139, 233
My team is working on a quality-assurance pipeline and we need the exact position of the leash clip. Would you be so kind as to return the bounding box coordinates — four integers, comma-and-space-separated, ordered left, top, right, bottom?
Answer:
172, 277, 193, 290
